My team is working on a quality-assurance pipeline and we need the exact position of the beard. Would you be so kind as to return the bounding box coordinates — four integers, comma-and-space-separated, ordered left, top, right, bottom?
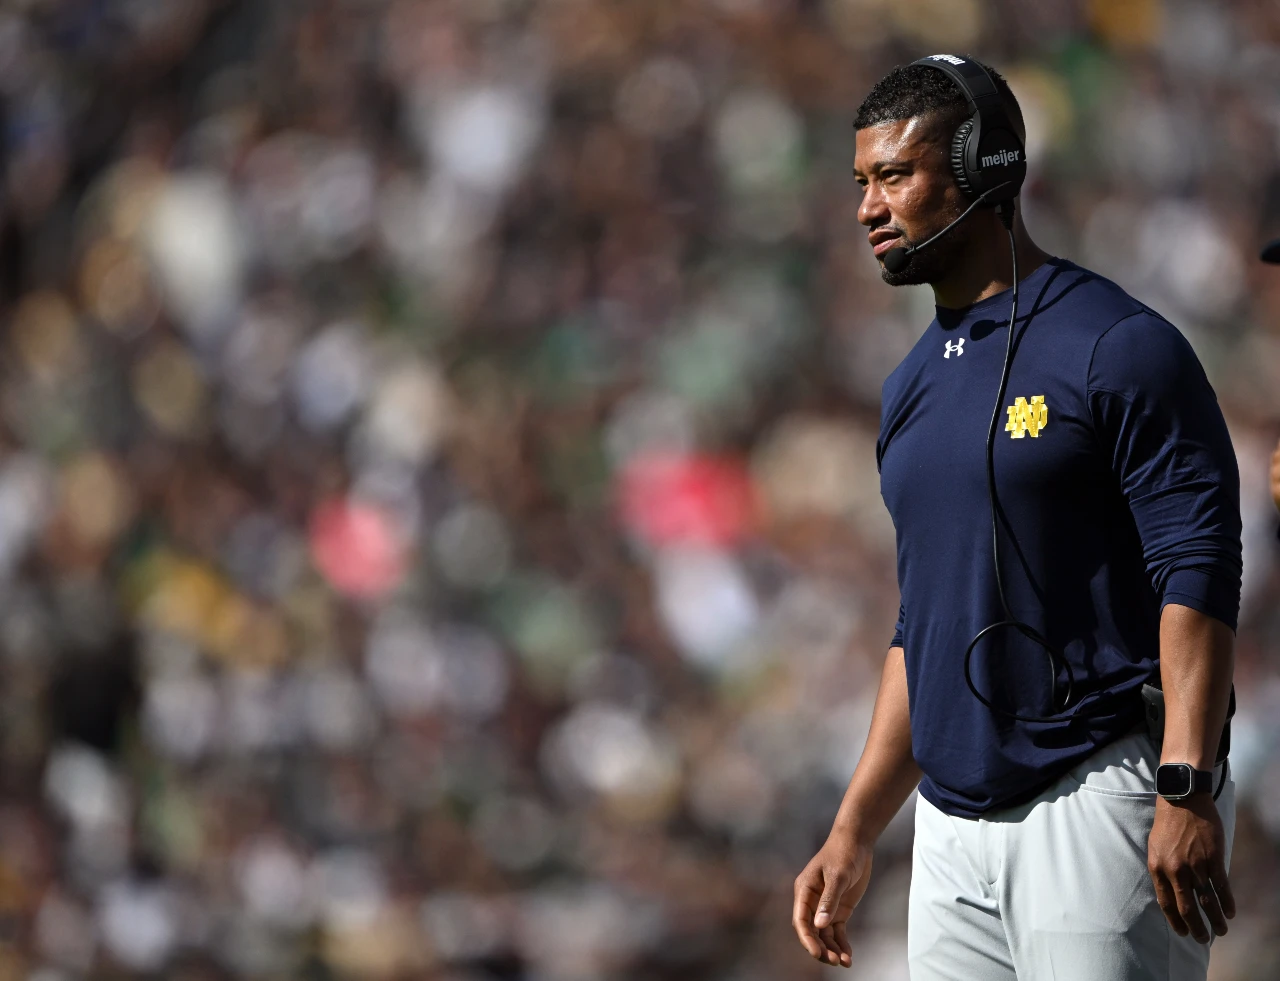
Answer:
877, 207, 971, 287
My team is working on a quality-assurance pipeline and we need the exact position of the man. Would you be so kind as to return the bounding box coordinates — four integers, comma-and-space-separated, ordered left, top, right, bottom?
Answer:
793, 58, 1241, 980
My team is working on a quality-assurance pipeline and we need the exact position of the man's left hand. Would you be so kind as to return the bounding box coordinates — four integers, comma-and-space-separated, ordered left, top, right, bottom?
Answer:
1148, 793, 1234, 944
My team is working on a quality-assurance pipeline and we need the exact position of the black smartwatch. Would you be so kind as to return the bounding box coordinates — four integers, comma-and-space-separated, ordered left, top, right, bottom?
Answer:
1155, 763, 1214, 801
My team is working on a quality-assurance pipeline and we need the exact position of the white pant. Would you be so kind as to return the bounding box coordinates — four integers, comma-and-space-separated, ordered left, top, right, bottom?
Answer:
908, 731, 1236, 981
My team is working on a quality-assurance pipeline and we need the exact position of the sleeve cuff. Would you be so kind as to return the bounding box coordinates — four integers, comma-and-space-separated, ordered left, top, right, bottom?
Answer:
1161, 568, 1240, 632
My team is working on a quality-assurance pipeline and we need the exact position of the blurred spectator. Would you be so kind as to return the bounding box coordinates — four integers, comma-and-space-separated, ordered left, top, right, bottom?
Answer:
1270, 440, 1280, 522
0, 1, 1274, 979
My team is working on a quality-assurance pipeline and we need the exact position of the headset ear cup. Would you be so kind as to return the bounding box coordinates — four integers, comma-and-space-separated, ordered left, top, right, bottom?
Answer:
951, 118, 977, 200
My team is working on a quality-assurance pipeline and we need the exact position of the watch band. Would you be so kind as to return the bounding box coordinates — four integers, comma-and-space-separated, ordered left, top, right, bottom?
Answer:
1189, 768, 1214, 795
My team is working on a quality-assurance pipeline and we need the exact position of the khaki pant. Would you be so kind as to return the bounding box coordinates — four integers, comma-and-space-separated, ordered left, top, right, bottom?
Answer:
908, 732, 1236, 981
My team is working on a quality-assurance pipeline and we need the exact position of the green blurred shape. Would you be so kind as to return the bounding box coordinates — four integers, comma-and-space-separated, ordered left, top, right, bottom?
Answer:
1055, 39, 1123, 117
139, 772, 206, 873
656, 310, 756, 411
540, 429, 611, 512
654, 265, 810, 415
526, 319, 619, 403
490, 575, 602, 697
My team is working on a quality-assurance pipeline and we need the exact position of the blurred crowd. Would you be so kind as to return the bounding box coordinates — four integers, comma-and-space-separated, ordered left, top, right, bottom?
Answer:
0, 0, 1278, 979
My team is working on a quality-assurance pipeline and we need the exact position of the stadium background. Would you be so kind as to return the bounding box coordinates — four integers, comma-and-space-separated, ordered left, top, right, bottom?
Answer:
0, 0, 1278, 978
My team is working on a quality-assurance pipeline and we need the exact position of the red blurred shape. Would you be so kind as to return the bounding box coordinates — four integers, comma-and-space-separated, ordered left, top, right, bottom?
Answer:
309, 498, 408, 599
618, 453, 756, 548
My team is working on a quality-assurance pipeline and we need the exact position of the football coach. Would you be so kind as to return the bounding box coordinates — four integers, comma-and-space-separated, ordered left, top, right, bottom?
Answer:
793, 56, 1241, 980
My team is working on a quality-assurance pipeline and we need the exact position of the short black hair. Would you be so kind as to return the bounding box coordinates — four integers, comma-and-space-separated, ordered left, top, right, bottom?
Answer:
854, 59, 1024, 142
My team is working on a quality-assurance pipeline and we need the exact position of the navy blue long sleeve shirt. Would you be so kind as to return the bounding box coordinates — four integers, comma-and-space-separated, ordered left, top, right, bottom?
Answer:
877, 257, 1242, 818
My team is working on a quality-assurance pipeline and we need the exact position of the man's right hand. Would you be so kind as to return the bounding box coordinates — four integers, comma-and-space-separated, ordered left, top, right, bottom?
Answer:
792, 833, 874, 969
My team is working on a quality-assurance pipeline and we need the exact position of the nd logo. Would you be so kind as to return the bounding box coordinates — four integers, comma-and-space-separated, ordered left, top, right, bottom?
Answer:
1005, 395, 1048, 438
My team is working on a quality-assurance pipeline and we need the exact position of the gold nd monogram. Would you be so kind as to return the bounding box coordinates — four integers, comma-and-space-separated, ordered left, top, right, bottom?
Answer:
1005, 395, 1049, 438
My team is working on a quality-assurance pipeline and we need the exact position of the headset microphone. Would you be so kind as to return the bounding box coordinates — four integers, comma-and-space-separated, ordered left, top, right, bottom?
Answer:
881, 181, 1015, 275
880, 244, 912, 276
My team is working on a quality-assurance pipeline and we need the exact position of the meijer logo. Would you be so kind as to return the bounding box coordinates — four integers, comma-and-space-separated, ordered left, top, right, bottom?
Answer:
981, 149, 1021, 168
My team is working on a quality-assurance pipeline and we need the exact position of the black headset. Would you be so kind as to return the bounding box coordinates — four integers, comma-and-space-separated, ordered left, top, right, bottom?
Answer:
881, 55, 1027, 273
910, 53, 1027, 206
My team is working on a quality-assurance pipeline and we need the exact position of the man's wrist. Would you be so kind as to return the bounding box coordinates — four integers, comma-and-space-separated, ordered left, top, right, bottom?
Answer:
830, 773, 920, 849
1160, 727, 1221, 771
830, 797, 895, 849
829, 816, 875, 849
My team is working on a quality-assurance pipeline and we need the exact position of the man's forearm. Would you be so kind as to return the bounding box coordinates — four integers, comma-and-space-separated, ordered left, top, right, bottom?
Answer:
830, 645, 921, 844
1159, 603, 1235, 770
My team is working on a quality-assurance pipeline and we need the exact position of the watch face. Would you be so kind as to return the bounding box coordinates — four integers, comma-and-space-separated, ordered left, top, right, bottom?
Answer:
1157, 764, 1193, 798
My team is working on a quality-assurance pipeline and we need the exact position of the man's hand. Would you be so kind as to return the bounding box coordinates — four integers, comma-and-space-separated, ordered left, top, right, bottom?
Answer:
1148, 793, 1235, 944
792, 834, 873, 968
1270, 439, 1280, 514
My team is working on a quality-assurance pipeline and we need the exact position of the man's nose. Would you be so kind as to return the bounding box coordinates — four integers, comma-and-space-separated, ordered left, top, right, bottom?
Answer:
857, 182, 889, 227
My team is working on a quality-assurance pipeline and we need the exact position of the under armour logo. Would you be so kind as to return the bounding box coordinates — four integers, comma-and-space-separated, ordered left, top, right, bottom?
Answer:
944, 339, 965, 359
1005, 395, 1049, 438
